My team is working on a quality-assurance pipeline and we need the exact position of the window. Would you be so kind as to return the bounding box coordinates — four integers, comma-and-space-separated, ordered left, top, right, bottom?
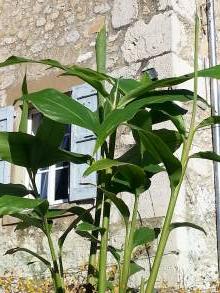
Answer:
28, 84, 98, 205
0, 106, 14, 184
29, 112, 71, 205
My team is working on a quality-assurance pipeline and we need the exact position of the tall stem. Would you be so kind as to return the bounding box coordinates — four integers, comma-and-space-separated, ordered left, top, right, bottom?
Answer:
44, 218, 65, 293
145, 14, 199, 293
98, 131, 116, 292
87, 25, 107, 283
119, 195, 139, 293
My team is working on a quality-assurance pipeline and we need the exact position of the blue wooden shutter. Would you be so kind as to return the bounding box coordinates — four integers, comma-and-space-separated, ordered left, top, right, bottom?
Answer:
69, 84, 98, 201
0, 106, 14, 183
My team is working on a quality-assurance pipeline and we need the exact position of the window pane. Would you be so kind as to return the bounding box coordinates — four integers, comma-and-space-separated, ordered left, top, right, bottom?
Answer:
55, 168, 69, 200
36, 172, 48, 199
31, 113, 42, 135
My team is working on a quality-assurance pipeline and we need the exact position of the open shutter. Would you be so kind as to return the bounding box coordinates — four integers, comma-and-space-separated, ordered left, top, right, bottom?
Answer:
0, 106, 14, 183
69, 84, 98, 201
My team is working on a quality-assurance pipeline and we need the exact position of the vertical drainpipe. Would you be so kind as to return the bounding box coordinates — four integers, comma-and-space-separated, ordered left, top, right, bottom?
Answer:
206, 0, 220, 274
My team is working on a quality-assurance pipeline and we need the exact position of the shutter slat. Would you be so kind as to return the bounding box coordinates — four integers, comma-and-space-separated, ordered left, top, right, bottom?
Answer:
0, 106, 14, 183
70, 84, 98, 201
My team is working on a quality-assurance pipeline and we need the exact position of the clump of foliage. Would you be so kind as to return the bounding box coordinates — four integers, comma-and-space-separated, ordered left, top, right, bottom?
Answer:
0, 14, 220, 293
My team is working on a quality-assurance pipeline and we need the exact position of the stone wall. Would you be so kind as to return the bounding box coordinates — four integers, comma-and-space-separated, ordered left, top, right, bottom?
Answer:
0, 0, 219, 290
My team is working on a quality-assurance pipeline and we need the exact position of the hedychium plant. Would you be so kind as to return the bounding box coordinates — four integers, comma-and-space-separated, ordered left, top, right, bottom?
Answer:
0, 14, 220, 293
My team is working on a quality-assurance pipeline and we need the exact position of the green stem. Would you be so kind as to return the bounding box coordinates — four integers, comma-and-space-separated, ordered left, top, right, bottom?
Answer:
119, 195, 139, 293
87, 177, 104, 283
98, 132, 116, 292
44, 218, 65, 293
98, 197, 111, 293
145, 14, 199, 293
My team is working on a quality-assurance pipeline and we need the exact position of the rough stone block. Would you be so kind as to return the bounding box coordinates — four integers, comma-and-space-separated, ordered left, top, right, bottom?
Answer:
111, 0, 138, 29
122, 12, 186, 63
158, 0, 196, 22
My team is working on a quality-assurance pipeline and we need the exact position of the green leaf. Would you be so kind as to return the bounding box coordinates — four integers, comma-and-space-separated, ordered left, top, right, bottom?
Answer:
94, 90, 195, 153
76, 222, 104, 233
0, 55, 113, 96
196, 116, 220, 130
120, 65, 220, 106
170, 222, 206, 235
0, 56, 66, 70
133, 227, 160, 248
117, 145, 164, 177
13, 213, 44, 231
36, 116, 66, 148
101, 188, 130, 227
19, 73, 29, 133
129, 261, 144, 277
0, 132, 91, 171
107, 245, 121, 264
5, 247, 51, 270
23, 88, 100, 133
118, 79, 141, 94
111, 164, 151, 195
153, 129, 183, 153
84, 159, 150, 195
138, 130, 182, 188
190, 151, 220, 162
58, 207, 94, 250
0, 183, 32, 197
0, 196, 44, 216
84, 159, 126, 176
96, 25, 107, 107
150, 102, 187, 135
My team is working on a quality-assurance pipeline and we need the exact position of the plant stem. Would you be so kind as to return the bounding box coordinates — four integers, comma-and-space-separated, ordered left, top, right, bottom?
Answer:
98, 197, 111, 293
145, 14, 199, 293
119, 195, 139, 293
87, 24, 107, 284
44, 218, 65, 293
98, 132, 116, 292
87, 178, 103, 282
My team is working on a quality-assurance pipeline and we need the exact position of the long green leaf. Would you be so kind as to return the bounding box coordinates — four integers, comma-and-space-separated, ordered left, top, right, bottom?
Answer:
5, 247, 51, 269
0, 132, 91, 171
111, 164, 151, 195
117, 145, 164, 176
94, 90, 197, 153
23, 88, 100, 133
0, 196, 44, 216
84, 159, 126, 176
19, 73, 29, 133
58, 207, 94, 250
153, 129, 183, 153
138, 130, 182, 188
96, 25, 107, 106
196, 116, 220, 130
100, 188, 130, 227
0, 56, 113, 95
36, 116, 66, 148
119, 65, 220, 106
170, 222, 206, 235
76, 222, 104, 234
0, 183, 32, 197
190, 151, 220, 162
84, 159, 150, 194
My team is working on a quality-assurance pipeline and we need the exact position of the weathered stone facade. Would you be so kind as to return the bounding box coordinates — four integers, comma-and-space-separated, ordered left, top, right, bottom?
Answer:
0, 0, 219, 290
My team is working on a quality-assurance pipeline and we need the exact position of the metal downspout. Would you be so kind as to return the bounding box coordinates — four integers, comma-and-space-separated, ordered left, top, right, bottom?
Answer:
206, 0, 220, 274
